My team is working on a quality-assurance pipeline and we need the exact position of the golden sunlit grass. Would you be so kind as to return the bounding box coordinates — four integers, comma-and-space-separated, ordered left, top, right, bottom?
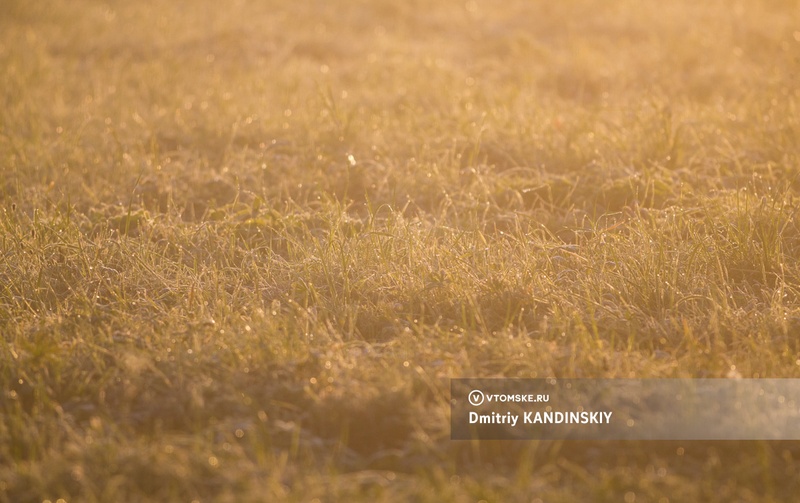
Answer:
2, 0, 800, 501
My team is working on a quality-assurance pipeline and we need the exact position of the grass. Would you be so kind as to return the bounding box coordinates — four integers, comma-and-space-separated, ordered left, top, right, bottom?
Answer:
2, 0, 800, 501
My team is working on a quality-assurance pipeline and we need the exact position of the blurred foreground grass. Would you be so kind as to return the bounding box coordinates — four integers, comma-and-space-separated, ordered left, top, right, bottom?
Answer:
2, 0, 800, 501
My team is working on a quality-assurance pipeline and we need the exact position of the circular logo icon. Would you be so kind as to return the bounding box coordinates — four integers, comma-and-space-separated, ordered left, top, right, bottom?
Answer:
468, 389, 485, 406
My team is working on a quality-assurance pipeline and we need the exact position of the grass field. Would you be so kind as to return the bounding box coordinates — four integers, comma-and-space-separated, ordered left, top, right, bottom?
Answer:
2, 0, 800, 501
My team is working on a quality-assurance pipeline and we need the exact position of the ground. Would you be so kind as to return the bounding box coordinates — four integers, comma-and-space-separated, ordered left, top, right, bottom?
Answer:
2, 0, 800, 501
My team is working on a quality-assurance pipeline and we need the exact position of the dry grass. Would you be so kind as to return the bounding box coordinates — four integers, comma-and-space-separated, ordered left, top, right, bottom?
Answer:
2, 0, 800, 501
